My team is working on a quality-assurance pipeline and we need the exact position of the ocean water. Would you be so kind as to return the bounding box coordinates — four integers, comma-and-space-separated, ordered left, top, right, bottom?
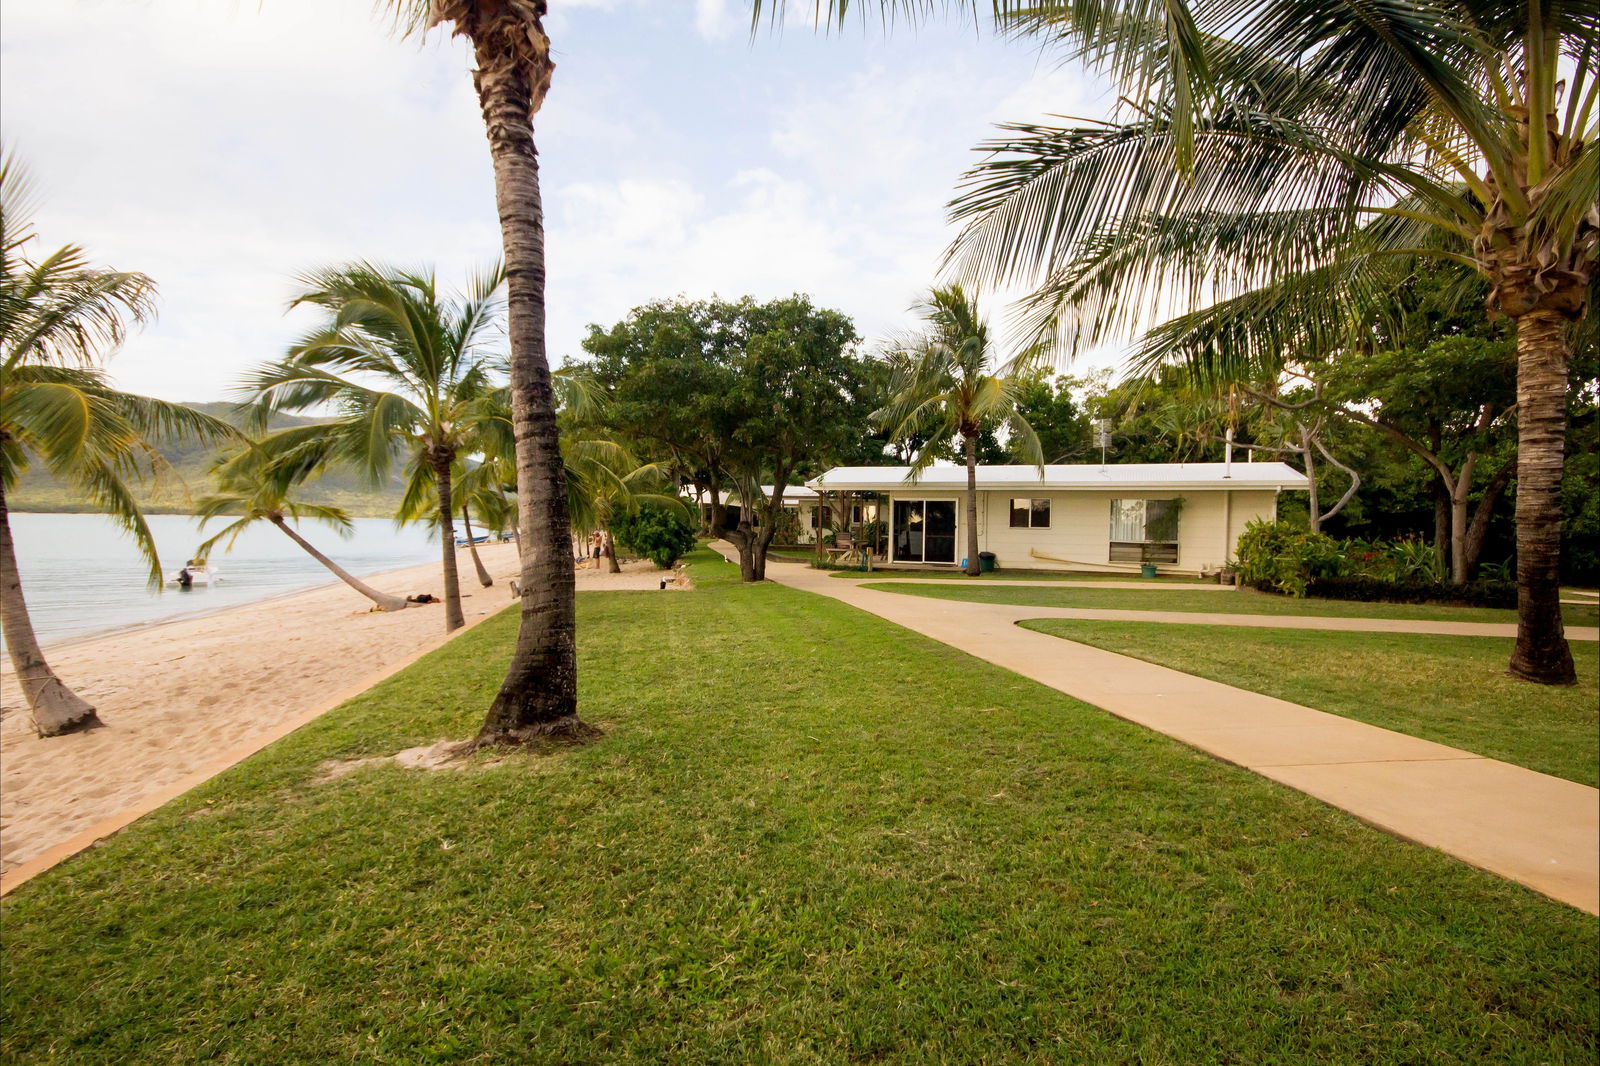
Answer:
4, 512, 441, 649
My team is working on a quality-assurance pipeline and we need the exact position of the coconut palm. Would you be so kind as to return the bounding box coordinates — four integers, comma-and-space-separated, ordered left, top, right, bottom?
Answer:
765, 3, 1595, 677
920, 2, 1597, 683
242, 262, 505, 633
0, 151, 237, 735
193, 451, 411, 613
874, 286, 1045, 576
382, 1, 589, 745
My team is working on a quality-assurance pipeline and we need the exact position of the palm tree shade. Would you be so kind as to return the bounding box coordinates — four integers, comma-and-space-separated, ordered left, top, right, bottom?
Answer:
0, 150, 237, 735
874, 285, 1045, 576
242, 262, 505, 634
387, 0, 590, 744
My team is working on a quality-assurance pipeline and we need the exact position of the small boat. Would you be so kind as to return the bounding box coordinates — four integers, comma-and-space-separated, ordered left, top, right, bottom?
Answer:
168, 564, 221, 587
454, 534, 492, 547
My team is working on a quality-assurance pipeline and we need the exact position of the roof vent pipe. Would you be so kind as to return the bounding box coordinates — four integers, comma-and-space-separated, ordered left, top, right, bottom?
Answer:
1223, 427, 1234, 478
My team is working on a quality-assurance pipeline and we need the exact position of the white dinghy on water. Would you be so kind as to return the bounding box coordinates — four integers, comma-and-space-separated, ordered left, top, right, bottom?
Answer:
167, 561, 221, 588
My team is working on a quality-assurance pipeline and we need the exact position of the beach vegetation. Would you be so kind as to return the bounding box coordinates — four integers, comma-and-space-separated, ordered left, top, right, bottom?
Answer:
241, 261, 507, 635
193, 447, 410, 613
0, 150, 237, 736
1, 549, 1594, 1060
874, 285, 1046, 576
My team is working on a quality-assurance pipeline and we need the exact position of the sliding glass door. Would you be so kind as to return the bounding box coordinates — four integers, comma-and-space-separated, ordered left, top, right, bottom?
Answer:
892, 499, 957, 564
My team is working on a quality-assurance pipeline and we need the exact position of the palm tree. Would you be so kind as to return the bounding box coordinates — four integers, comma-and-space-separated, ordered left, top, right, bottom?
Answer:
383, 2, 589, 745
874, 286, 1044, 576
565, 437, 688, 574
0, 151, 236, 735
242, 262, 504, 633
193, 450, 410, 613
919, 2, 1597, 683
764, 3, 1595, 678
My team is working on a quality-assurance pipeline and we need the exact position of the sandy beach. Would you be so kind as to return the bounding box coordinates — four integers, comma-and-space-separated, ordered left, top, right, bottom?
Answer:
1, 542, 682, 875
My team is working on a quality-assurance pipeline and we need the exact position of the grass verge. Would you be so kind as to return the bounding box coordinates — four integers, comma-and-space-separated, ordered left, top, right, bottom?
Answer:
1020, 620, 1599, 787
861, 580, 1600, 627
2, 549, 1595, 1063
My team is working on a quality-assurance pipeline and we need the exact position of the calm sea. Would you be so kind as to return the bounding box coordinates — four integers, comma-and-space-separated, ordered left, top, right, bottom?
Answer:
5, 512, 441, 649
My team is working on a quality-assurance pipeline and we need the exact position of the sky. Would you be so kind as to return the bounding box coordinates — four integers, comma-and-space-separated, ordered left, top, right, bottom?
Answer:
1, 0, 1121, 403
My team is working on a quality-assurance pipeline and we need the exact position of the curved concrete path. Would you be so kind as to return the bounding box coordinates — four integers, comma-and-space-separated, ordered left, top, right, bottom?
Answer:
727, 545, 1599, 913
851, 579, 1600, 642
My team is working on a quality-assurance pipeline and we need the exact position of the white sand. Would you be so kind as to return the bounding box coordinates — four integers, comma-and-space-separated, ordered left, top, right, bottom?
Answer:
1, 543, 683, 873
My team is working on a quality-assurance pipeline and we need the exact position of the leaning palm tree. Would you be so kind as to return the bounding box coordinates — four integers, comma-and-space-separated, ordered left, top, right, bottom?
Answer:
242, 262, 505, 633
874, 286, 1045, 576
0, 150, 236, 735
929, 2, 1597, 683
382, 1, 590, 745
193, 450, 410, 613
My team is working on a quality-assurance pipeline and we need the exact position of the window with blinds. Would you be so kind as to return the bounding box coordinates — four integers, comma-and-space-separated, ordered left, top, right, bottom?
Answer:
1109, 499, 1180, 563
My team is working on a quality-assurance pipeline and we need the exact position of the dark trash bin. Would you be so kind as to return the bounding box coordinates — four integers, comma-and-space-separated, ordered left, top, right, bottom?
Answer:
978, 551, 996, 574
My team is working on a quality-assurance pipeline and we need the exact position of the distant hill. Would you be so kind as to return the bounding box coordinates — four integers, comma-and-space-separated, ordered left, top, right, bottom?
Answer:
7, 402, 409, 518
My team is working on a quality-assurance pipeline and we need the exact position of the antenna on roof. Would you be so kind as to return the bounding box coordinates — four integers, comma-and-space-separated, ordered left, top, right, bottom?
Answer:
1093, 419, 1112, 468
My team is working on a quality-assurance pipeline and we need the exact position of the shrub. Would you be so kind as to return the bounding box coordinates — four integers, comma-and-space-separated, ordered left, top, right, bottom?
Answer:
1235, 520, 1345, 597
1306, 576, 1516, 609
612, 504, 698, 569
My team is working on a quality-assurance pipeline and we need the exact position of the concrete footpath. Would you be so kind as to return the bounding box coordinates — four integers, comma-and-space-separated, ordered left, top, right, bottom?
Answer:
730, 546, 1600, 913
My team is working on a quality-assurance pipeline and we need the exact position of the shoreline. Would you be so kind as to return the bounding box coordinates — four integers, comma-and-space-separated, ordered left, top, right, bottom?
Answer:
36, 549, 448, 653
1, 545, 680, 879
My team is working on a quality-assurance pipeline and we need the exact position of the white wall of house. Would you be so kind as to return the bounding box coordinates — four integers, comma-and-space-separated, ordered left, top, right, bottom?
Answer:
883, 488, 1278, 573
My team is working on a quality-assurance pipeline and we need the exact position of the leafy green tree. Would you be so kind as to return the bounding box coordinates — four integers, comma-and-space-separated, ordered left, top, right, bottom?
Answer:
242, 262, 504, 633
874, 285, 1045, 576
383, 1, 589, 745
0, 152, 236, 735
1011, 371, 1092, 464
585, 295, 869, 581
195, 450, 410, 612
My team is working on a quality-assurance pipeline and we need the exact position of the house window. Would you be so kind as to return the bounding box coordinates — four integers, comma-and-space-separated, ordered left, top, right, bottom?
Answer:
1009, 498, 1050, 528
1109, 499, 1181, 564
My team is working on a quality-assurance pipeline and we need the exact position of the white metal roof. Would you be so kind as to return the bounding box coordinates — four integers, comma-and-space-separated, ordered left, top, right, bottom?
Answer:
805, 462, 1308, 492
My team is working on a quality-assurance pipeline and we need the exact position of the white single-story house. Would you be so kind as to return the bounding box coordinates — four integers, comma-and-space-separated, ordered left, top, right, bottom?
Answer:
804, 462, 1308, 575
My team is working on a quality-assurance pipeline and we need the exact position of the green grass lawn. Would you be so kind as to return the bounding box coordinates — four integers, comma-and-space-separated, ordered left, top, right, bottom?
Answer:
861, 580, 1600, 627
1021, 620, 1600, 787
826, 565, 1212, 584
3, 550, 1595, 1063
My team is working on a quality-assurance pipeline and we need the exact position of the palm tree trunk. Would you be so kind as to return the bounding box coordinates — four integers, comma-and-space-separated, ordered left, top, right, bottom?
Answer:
963, 431, 981, 576
269, 516, 409, 612
462, 505, 494, 587
1507, 308, 1576, 684
604, 529, 621, 573
467, 17, 591, 743
434, 455, 466, 631
0, 477, 99, 736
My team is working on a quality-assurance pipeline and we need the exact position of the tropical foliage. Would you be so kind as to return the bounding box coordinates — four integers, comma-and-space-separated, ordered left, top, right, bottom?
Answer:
612, 502, 698, 570
874, 285, 1045, 576
780, 0, 1596, 681
241, 262, 506, 633
0, 151, 236, 736
194, 448, 410, 613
